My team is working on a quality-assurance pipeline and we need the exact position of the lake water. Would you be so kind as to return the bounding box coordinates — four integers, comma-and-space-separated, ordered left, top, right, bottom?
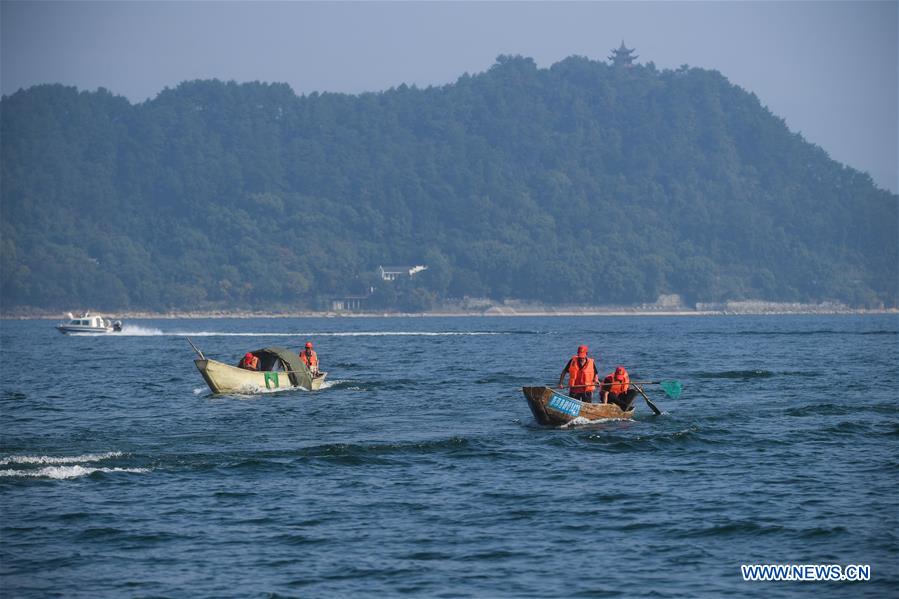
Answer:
1, 314, 897, 597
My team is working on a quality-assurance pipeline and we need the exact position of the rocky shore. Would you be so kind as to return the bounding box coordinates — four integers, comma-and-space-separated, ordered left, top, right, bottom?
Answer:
4, 301, 895, 320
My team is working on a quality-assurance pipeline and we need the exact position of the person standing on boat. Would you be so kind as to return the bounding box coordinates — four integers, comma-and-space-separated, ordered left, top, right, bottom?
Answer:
601, 366, 637, 411
558, 345, 599, 403
299, 342, 320, 375
239, 352, 259, 371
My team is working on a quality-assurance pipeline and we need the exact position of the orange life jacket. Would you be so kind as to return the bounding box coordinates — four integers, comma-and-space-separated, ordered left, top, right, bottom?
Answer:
300, 350, 318, 368
604, 371, 629, 395
568, 357, 597, 393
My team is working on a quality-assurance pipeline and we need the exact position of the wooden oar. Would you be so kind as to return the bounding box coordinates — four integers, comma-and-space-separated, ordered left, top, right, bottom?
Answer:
563, 382, 600, 390
186, 337, 205, 360
559, 380, 681, 398
634, 384, 662, 415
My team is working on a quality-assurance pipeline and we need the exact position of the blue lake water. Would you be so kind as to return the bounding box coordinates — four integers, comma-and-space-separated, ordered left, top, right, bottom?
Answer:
1, 314, 897, 597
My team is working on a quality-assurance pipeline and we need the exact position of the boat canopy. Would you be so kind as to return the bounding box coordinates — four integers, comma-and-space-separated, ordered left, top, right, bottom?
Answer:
248, 347, 307, 386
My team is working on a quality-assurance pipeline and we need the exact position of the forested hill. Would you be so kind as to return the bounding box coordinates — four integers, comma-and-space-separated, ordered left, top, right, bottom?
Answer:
2, 55, 896, 312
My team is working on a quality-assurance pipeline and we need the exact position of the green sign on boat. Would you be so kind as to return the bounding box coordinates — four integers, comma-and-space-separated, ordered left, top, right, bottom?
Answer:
264, 372, 279, 389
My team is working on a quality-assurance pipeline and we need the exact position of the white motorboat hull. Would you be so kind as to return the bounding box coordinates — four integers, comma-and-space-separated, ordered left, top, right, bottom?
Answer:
57, 325, 115, 334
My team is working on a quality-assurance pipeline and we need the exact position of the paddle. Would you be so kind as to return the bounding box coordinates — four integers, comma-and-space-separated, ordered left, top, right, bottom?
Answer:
634, 384, 662, 415
657, 380, 683, 400
629, 380, 683, 400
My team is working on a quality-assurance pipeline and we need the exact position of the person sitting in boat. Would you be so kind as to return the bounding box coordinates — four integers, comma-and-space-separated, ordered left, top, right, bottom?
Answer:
601, 366, 637, 411
299, 342, 319, 375
238, 352, 259, 371
558, 345, 599, 403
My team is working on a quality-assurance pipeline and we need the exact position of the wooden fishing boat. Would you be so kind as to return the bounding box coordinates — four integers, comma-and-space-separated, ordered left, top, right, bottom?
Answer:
192, 345, 326, 394
522, 386, 634, 425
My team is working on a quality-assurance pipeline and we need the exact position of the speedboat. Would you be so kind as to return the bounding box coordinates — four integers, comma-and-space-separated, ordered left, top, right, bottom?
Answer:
56, 312, 123, 334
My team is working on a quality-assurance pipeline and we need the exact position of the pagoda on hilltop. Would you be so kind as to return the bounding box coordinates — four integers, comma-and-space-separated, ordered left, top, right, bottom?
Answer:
609, 41, 638, 67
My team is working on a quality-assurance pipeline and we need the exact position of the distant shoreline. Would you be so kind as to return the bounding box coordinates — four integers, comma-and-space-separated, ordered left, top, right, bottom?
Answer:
4, 307, 897, 320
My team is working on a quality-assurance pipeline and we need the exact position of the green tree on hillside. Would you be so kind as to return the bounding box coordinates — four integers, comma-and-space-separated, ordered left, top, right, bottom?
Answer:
1, 57, 896, 312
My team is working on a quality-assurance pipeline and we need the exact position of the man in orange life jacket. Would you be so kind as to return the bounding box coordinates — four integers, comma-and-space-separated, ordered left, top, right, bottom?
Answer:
299, 342, 319, 375
601, 365, 638, 411
239, 352, 259, 371
558, 345, 599, 402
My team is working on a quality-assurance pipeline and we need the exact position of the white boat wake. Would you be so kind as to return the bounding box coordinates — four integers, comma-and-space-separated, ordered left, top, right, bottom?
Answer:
118, 324, 165, 335
114, 328, 502, 337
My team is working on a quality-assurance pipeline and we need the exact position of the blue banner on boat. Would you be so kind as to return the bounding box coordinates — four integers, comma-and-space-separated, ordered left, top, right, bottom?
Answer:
548, 392, 581, 417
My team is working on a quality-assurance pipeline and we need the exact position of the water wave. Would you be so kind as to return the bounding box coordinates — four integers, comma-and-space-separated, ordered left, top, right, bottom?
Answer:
0, 451, 123, 466
474, 374, 533, 385
575, 426, 723, 452
688, 329, 897, 337
324, 381, 368, 391
797, 525, 850, 538
218, 439, 475, 468
285, 437, 473, 464
696, 370, 775, 379
0, 452, 149, 479
779, 370, 823, 378
784, 404, 855, 417
678, 520, 785, 538
321, 378, 422, 391
0, 465, 150, 479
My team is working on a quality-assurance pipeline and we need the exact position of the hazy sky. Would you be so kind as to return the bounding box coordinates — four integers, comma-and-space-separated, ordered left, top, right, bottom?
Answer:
2, 1, 897, 192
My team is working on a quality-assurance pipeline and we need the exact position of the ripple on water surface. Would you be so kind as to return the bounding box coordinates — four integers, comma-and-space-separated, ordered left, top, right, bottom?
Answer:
0, 315, 897, 597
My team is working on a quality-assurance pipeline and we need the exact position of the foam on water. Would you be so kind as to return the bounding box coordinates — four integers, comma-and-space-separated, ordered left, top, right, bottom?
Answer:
204, 383, 313, 397
250, 384, 311, 395
0, 451, 123, 466
560, 416, 627, 427
118, 324, 165, 335
0, 465, 150, 479
195, 381, 335, 396
0, 452, 148, 479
